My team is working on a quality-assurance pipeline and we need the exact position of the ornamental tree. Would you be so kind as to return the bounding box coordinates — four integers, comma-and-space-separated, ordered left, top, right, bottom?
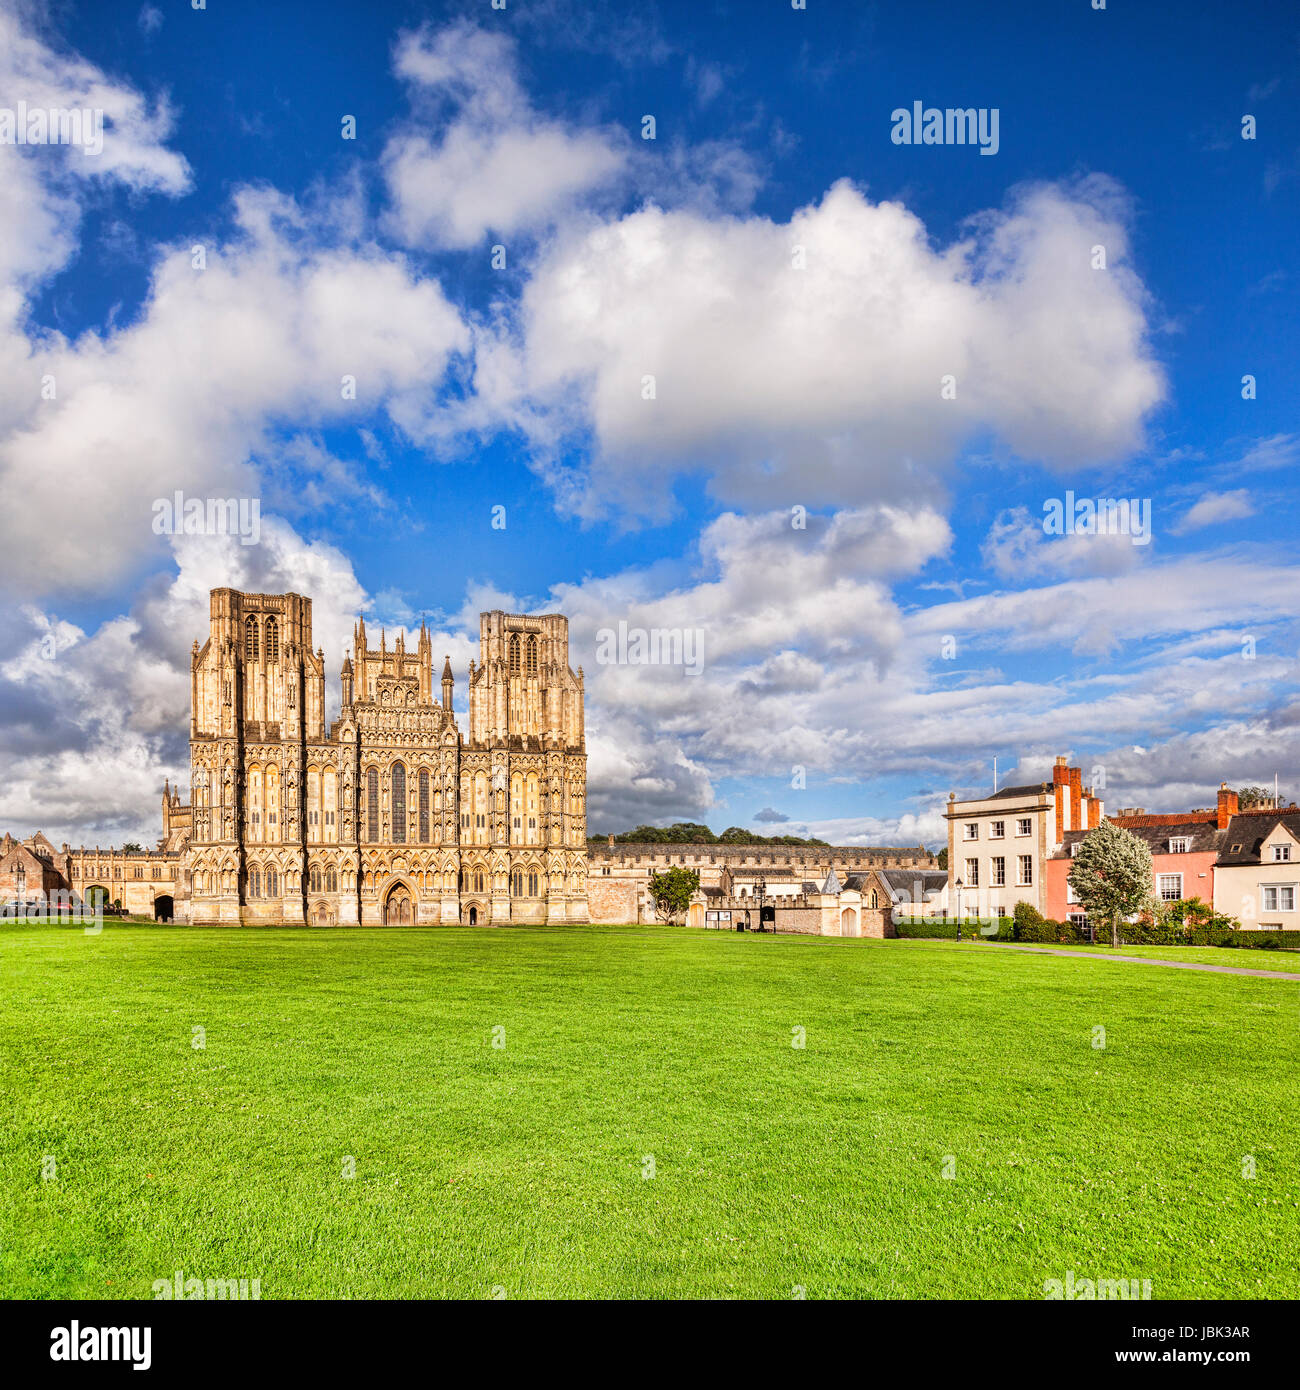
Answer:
648, 866, 700, 924
1067, 820, 1155, 947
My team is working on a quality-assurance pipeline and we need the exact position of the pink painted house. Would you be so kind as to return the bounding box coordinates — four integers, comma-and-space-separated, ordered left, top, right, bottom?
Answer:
1045, 787, 1240, 925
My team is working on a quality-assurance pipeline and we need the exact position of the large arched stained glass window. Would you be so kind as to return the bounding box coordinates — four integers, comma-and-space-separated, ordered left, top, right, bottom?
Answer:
418, 769, 430, 843
366, 766, 379, 842
265, 616, 279, 662
392, 762, 406, 844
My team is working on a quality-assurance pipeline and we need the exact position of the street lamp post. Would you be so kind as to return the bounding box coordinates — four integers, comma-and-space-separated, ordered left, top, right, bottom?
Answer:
954, 877, 964, 942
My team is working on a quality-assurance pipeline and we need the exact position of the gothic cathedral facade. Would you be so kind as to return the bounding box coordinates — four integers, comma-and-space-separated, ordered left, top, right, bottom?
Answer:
186, 588, 589, 925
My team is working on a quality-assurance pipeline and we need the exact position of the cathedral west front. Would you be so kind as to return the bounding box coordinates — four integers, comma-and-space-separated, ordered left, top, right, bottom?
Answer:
184, 587, 590, 925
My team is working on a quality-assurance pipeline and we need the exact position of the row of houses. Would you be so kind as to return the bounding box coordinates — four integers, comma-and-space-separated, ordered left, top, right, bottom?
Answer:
933, 758, 1298, 931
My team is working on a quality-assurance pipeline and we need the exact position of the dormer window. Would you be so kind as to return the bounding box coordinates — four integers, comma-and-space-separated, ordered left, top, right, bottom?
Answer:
1068, 842, 1080, 857
1272, 844, 1292, 862
1168, 837, 1191, 854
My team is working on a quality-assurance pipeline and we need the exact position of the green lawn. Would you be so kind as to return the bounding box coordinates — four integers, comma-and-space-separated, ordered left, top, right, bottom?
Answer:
2, 923, 1297, 1300
905, 939, 1300, 973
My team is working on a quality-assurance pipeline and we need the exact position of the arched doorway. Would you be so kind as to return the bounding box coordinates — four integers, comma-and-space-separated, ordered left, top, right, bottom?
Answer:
840, 907, 858, 937
153, 895, 174, 923
384, 884, 413, 925
468, 905, 478, 925
84, 885, 109, 911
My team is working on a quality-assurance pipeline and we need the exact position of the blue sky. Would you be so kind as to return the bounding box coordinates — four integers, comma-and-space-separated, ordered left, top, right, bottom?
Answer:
1, 0, 1298, 849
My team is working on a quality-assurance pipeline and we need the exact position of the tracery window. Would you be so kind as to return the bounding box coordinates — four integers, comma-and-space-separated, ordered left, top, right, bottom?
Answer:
526, 634, 538, 674
392, 762, 406, 844
508, 633, 521, 673
245, 616, 259, 661
264, 616, 279, 662
418, 769, 430, 843
366, 767, 379, 842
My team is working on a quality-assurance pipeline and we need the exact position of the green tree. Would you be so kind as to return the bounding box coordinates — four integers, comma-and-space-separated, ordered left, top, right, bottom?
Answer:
1236, 785, 1271, 809
648, 866, 700, 924
121, 841, 143, 853
936, 847, 948, 871
1068, 821, 1154, 947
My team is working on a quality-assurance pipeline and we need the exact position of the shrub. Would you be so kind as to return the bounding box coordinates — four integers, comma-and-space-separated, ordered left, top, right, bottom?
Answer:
1013, 901, 1044, 933
892, 916, 1012, 940
1212, 929, 1300, 952
1181, 924, 1238, 948
1121, 912, 1179, 946
894, 918, 961, 939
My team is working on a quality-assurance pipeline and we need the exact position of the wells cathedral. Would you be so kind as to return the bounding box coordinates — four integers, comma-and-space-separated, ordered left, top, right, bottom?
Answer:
15, 588, 591, 926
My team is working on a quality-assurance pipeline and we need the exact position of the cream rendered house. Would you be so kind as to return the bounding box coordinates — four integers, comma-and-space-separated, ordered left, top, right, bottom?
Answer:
1213, 812, 1300, 929
941, 757, 1102, 919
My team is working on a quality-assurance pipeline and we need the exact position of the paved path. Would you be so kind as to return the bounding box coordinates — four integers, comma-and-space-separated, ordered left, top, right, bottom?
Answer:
981, 942, 1300, 980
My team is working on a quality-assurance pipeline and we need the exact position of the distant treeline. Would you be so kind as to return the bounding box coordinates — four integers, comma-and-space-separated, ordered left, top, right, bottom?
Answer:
589, 822, 832, 847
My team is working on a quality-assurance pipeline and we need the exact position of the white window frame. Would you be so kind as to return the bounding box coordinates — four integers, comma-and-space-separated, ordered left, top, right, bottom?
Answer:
1157, 873, 1183, 902
963, 823, 979, 841
1016, 818, 1032, 837
1271, 843, 1292, 862
1167, 837, 1191, 854
1017, 855, 1033, 886
990, 820, 1005, 839
991, 856, 1005, 886
964, 858, 979, 888
1260, 884, 1296, 913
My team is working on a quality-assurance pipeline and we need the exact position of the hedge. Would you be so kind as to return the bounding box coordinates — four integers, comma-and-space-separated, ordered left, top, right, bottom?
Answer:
894, 916, 1013, 940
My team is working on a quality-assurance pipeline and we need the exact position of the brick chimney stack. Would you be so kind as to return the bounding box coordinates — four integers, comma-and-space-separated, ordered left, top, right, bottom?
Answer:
1052, 756, 1069, 830
1217, 783, 1239, 830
